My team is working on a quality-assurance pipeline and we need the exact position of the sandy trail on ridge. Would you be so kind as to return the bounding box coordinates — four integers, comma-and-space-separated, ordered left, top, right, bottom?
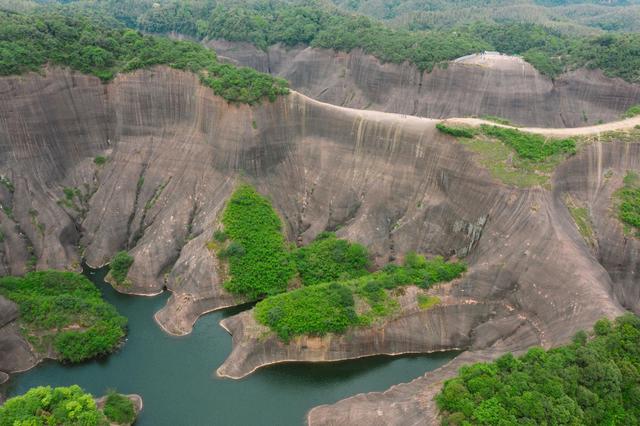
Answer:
294, 90, 640, 137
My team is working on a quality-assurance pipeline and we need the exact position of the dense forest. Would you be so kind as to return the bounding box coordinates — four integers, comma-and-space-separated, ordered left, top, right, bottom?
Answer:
329, 0, 640, 32
0, 9, 289, 104
11, 0, 640, 81
436, 315, 640, 425
0, 386, 136, 426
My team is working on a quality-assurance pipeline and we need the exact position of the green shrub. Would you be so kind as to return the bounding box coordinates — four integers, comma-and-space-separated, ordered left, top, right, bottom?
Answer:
212, 230, 228, 242
0, 175, 14, 192
220, 184, 295, 299
110, 251, 134, 285
0, 385, 108, 426
480, 125, 576, 162
436, 314, 640, 425
103, 391, 136, 425
624, 105, 640, 118
293, 232, 370, 286
94, 156, 107, 165
0, 271, 127, 362
616, 171, 640, 232
218, 241, 246, 258
254, 282, 357, 342
436, 123, 476, 138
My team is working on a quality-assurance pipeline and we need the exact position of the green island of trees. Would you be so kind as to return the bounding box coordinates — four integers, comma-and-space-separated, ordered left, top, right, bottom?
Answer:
0, 10, 289, 104
109, 250, 134, 286
616, 171, 640, 236
0, 271, 127, 362
103, 391, 137, 425
436, 314, 640, 425
255, 251, 466, 341
0, 385, 136, 426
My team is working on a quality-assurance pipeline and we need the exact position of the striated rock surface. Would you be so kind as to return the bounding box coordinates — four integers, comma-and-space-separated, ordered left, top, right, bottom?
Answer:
0, 296, 38, 378
211, 41, 640, 128
0, 66, 637, 422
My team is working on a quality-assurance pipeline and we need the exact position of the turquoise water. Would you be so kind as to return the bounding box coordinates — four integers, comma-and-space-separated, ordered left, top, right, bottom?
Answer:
2, 267, 456, 425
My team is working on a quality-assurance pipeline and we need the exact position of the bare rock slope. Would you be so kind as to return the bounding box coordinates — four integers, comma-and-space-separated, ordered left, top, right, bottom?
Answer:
0, 67, 637, 423
211, 41, 640, 128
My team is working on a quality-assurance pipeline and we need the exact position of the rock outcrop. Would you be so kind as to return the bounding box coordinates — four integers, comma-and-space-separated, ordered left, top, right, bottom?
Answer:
0, 66, 637, 422
211, 41, 640, 128
0, 296, 38, 381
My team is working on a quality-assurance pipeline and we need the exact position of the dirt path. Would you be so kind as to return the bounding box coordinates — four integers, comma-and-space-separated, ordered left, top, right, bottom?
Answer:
294, 90, 640, 137
444, 115, 640, 137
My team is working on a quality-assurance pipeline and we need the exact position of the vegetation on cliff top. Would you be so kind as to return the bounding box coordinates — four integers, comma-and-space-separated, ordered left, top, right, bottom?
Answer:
0, 10, 289, 104
615, 171, 640, 236
46, 0, 640, 81
219, 184, 295, 299
436, 314, 640, 425
0, 385, 136, 426
255, 252, 466, 341
0, 271, 127, 362
436, 123, 577, 187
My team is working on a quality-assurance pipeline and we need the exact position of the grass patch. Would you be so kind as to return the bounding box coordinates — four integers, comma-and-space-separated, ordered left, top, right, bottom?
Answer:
623, 104, 640, 118
103, 391, 136, 425
417, 294, 441, 310
436, 123, 476, 139
564, 196, 595, 246
444, 124, 577, 187
0, 271, 127, 362
293, 232, 370, 286
255, 253, 466, 341
109, 251, 134, 286
615, 171, 640, 237
480, 125, 575, 162
480, 115, 512, 126
436, 314, 640, 426
220, 184, 295, 299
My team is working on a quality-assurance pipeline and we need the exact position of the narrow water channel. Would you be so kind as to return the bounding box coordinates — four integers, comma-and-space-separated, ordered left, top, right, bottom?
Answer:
3, 267, 456, 425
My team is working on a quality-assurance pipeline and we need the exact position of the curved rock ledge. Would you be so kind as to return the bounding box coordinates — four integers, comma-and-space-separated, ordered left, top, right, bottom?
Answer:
217, 286, 509, 379
211, 41, 640, 128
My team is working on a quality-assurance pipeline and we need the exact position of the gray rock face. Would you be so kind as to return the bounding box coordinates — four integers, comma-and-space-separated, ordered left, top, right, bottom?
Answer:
0, 296, 37, 376
0, 66, 636, 422
211, 41, 640, 128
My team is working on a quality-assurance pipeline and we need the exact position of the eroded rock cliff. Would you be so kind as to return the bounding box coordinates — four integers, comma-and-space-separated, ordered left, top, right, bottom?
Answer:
0, 66, 636, 423
211, 41, 640, 128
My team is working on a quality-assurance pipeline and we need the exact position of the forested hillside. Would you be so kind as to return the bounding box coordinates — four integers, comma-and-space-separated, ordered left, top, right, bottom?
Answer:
0, 9, 288, 103
6, 0, 637, 81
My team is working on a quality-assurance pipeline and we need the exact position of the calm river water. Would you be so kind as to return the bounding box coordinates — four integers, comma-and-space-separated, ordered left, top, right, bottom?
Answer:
3, 267, 455, 425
